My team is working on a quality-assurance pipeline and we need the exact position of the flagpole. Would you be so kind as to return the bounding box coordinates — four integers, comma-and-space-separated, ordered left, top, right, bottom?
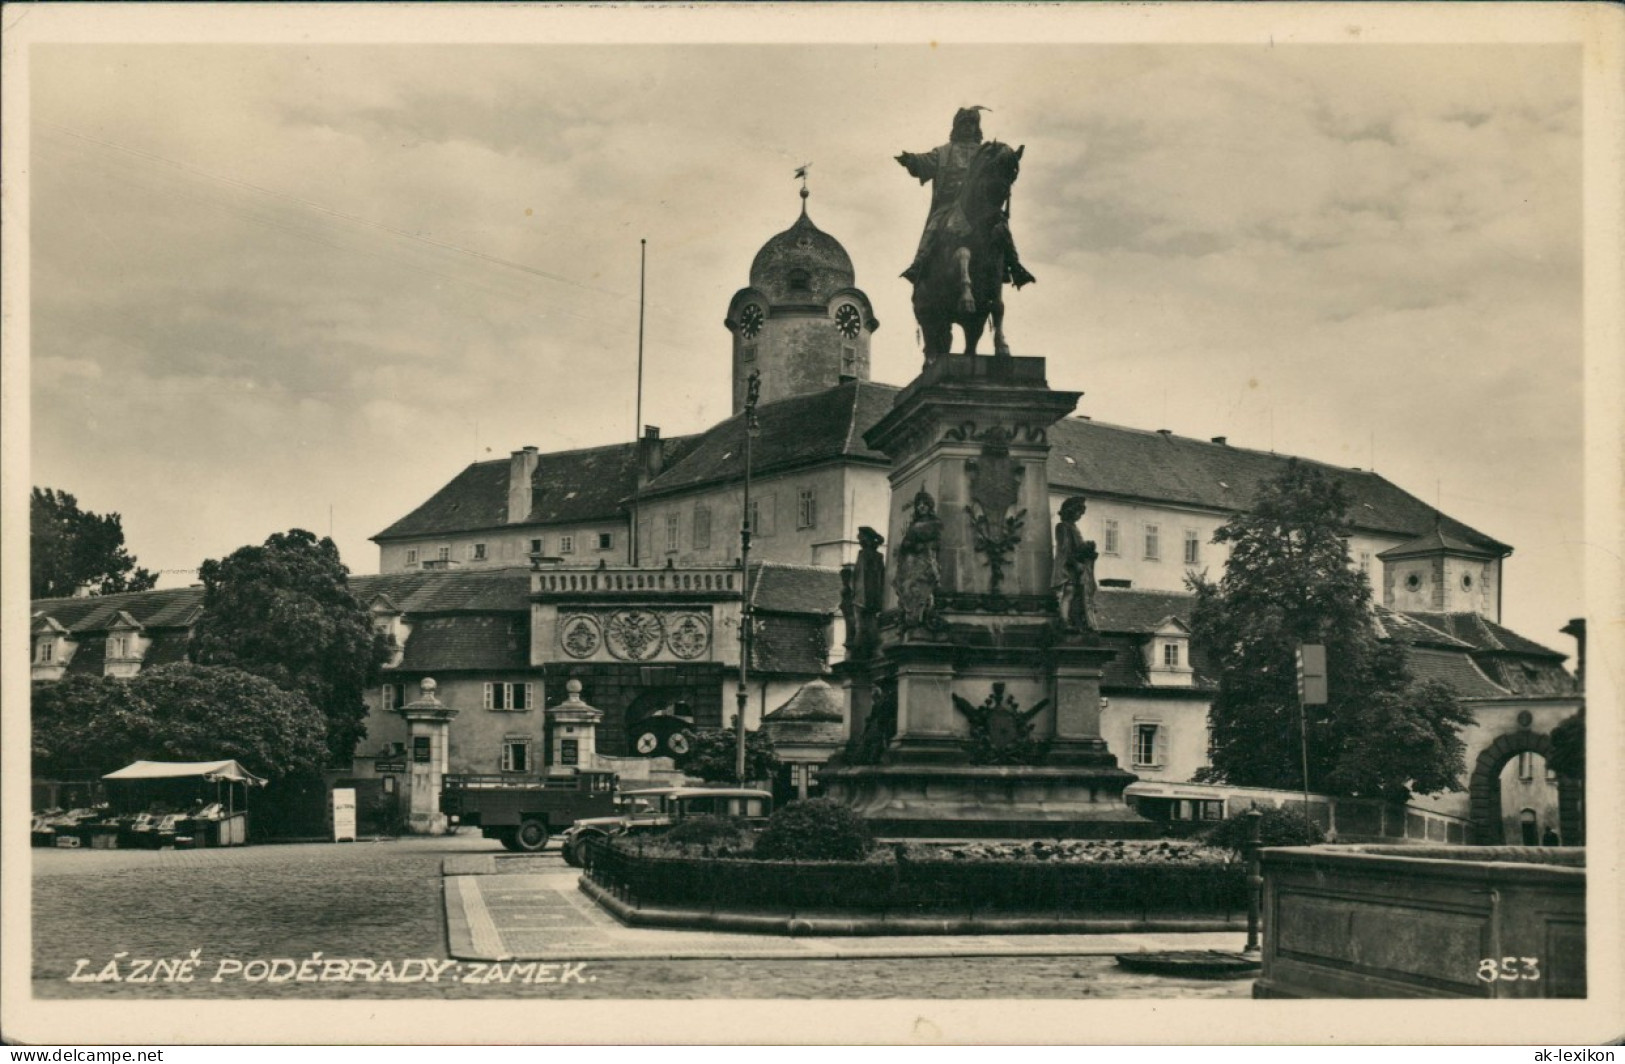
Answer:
632, 238, 647, 566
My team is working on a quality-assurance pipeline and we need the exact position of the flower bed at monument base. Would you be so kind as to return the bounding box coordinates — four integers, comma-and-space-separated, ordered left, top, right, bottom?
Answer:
585, 839, 1247, 919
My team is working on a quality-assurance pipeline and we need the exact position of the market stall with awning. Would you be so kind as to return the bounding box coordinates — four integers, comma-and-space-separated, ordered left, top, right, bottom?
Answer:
100, 759, 266, 846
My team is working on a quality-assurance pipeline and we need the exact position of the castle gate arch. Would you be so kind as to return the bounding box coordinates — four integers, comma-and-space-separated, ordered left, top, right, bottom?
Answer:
1467, 729, 1581, 845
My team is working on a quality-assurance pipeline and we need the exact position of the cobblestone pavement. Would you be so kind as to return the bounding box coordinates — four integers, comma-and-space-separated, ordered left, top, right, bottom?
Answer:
32, 835, 1251, 1001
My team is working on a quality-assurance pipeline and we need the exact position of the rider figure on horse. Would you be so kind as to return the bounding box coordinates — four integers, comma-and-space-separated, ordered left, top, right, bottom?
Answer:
897, 107, 1037, 289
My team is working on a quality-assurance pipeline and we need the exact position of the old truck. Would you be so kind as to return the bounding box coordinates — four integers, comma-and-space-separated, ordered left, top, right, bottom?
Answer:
440, 771, 618, 852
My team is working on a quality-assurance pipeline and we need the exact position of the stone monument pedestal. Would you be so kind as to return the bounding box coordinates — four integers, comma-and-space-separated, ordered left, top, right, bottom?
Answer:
824, 354, 1154, 839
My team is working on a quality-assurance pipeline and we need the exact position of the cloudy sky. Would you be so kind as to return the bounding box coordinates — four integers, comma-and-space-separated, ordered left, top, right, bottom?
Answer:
20, 18, 1587, 647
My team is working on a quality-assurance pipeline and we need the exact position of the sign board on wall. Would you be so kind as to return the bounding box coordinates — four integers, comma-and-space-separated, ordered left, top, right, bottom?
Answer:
332, 787, 357, 843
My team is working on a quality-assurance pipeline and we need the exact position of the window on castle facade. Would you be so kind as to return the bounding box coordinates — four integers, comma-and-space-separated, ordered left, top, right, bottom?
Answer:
1183, 530, 1200, 565
472, 542, 487, 561
501, 739, 531, 773
597, 532, 615, 551
1103, 520, 1120, 556
530, 538, 543, 554
665, 512, 681, 553
797, 488, 818, 530
559, 535, 574, 554
405, 549, 418, 567
1133, 723, 1163, 768
1144, 525, 1161, 561
693, 507, 711, 550
437, 546, 450, 562
484, 682, 534, 711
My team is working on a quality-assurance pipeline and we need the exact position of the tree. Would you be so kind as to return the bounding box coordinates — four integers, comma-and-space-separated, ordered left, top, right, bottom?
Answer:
32, 664, 327, 781
1549, 711, 1584, 780
676, 727, 780, 784
31, 487, 158, 598
1188, 460, 1475, 801
189, 529, 389, 766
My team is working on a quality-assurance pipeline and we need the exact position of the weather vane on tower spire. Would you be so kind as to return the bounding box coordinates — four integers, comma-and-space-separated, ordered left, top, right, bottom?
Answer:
794, 162, 812, 210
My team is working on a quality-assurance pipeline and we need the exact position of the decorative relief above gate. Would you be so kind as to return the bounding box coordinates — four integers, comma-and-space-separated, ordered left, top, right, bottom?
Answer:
605, 610, 665, 661
560, 614, 602, 659
665, 612, 712, 659
558, 608, 713, 662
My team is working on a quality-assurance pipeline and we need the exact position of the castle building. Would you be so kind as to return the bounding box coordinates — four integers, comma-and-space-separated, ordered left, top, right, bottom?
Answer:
31, 190, 1582, 843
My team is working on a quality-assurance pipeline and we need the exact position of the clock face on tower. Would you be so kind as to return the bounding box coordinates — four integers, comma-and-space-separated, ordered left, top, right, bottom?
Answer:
834, 303, 862, 340
739, 303, 765, 339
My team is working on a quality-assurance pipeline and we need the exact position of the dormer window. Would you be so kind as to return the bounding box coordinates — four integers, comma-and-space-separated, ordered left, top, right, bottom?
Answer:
787, 268, 811, 293
1147, 618, 1194, 687
38, 641, 54, 663
111, 635, 130, 658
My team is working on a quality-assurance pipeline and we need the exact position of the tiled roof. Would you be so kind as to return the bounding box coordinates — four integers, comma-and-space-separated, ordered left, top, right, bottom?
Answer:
32, 586, 204, 633
395, 615, 530, 673
374, 435, 698, 541
350, 568, 532, 614
1094, 589, 1197, 634
641, 380, 896, 497
1402, 611, 1568, 660
1379, 527, 1499, 559
761, 717, 847, 747
1473, 656, 1580, 698
1407, 647, 1510, 699
1047, 418, 1509, 554
751, 614, 829, 676
62, 640, 106, 678
751, 563, 843, 615
373, 381, 1509, 556
1372, 607, 1476, 650
763, 679, 844, 722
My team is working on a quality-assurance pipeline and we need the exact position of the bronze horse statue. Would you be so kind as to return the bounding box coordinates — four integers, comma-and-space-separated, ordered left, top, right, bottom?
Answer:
908, 141, 1028, 360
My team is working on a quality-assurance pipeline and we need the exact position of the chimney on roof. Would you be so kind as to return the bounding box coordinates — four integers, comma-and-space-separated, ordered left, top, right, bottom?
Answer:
1211, 436, 1228, 446
507, 446, 539, 524
638, 425, 665, 484
1560, 617, 1585, 689
1157, 429, 1172, 437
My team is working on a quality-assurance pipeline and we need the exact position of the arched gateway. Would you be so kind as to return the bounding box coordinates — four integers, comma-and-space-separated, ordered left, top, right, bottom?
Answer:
1467, 729, 1582, 845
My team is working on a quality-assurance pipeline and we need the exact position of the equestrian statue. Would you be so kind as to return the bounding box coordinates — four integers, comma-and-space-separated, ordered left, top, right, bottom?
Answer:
897, 106, 1036, 360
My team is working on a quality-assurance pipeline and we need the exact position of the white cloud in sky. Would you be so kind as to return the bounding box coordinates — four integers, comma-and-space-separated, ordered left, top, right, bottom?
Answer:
25, 41, 1583, 646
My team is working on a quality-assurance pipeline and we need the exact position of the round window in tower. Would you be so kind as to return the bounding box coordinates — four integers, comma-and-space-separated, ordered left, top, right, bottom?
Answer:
1462, 572, 1474, 591
1404, 573, 1422, 593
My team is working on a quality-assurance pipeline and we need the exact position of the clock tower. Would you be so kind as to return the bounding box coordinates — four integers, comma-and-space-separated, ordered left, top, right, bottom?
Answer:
725, 184, 878, 413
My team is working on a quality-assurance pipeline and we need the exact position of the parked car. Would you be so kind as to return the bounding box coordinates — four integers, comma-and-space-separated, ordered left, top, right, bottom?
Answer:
560, 786, 774, 867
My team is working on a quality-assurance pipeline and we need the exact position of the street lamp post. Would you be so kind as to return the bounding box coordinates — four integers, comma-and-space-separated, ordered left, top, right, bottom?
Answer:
736, 370, 761, 784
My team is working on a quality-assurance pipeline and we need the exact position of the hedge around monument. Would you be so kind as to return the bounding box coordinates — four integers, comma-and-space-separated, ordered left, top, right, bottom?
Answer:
590, 848, 1247, 915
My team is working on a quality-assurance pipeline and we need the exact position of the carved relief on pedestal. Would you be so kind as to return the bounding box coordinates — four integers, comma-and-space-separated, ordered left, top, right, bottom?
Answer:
965, 426, 1027, 595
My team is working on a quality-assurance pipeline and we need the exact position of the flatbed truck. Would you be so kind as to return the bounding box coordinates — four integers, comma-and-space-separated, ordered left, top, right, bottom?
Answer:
440, 771, 617, 852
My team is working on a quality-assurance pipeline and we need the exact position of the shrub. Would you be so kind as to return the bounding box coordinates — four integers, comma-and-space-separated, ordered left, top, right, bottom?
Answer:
752, 798, 873, 861
662, 815, 751, 848
1202, 806, 1325, 856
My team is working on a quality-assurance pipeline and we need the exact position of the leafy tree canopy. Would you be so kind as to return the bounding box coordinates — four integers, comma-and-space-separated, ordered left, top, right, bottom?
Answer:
189, 529, 389, 766
32, 663, 327, 781
31, 487, 158, 598
1549, 711, 1584, 780
676, 727, 780, 784
1188, 460, 1474, 802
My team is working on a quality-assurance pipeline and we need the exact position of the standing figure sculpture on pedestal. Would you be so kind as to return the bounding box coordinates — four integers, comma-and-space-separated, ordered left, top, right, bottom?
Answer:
893, 490, 944, 632
897, 107, 1036, 360
1053, 495, 1100, 636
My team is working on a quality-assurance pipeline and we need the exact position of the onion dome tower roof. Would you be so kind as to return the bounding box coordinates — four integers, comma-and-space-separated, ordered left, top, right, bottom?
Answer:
747, 194, 855, 305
